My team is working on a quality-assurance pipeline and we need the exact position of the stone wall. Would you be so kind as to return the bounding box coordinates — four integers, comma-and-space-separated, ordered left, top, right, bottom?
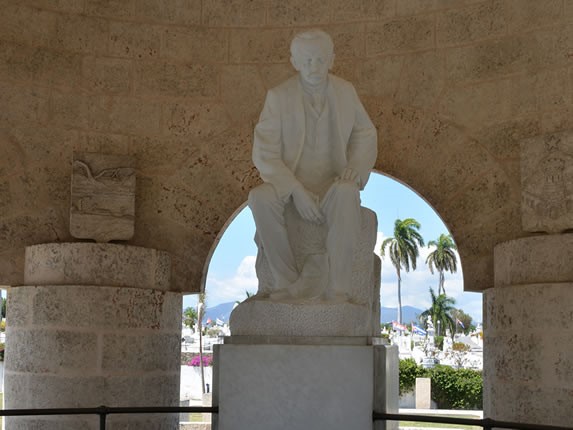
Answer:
1, 0, 572, 292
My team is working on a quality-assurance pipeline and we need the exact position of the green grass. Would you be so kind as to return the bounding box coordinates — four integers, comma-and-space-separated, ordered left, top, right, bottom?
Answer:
398, 414, 481, 429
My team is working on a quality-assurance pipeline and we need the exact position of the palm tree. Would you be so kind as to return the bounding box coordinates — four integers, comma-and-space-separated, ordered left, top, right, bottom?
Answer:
419, 287, 456, 339
381, 218, 425, 324
426, 233, 458, 295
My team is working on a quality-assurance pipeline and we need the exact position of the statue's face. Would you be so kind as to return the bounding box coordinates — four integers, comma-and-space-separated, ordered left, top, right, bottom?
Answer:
291, 40, 334, 87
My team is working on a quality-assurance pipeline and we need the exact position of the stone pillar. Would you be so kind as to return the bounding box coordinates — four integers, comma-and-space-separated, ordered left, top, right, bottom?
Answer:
5, 243, 182, 430
484, 235, 573, 427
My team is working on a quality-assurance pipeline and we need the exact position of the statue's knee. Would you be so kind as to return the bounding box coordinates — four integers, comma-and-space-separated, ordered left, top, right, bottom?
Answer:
248, 184, 278, 209
332, 181, 359, 199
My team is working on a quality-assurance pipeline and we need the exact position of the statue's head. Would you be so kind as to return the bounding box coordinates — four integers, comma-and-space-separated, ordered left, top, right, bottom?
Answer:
290, 30, 334, 87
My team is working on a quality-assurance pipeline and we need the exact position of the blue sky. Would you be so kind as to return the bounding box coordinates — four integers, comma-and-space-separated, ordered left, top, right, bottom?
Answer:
183, 173, 483, 323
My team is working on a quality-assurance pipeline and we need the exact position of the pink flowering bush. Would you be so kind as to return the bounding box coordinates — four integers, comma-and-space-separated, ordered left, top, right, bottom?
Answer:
188, 355, 213, 367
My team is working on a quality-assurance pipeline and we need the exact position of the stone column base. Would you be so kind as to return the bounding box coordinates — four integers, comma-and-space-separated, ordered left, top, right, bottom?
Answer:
5, 243, 182, 430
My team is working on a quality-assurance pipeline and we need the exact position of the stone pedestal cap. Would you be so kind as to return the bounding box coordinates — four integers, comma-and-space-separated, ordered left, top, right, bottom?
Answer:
24, 243, 170, 290
494, 234, 573, 287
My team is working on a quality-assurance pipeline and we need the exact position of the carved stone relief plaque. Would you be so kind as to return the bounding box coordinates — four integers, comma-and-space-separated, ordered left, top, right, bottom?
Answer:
521, 131, 573, 233
70, 152, 136, 242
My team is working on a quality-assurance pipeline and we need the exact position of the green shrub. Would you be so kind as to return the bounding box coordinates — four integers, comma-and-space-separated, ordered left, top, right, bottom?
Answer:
398, 358, 427, 395
428, 365, 483, 410
399, 359, 483, 409
434, 335, 444, 350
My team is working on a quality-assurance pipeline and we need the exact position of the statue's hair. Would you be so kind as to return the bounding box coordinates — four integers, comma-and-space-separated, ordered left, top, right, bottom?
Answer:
290, 29, 334, 58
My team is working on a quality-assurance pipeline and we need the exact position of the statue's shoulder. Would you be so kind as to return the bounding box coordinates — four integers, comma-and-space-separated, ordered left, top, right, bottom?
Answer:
268, 75, 299, 95
328, 74, 356, 93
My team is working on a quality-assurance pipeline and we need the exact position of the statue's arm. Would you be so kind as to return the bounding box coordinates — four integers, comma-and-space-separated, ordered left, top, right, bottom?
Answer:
346, 86, 378, 189
252, 90, 301, 199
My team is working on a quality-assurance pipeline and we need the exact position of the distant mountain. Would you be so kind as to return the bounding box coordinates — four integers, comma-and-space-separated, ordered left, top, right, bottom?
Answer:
203, 301, 423, 325
380, 305, 423, 324
204, 302, 236, 323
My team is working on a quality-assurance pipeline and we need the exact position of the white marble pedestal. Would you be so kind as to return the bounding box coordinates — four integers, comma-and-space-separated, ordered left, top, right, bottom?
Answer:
212, 339, 398, 430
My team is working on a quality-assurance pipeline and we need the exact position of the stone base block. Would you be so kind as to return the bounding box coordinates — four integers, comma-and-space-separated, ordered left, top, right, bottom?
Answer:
213, 343, 398, 430
229, 299, 374, 337
484, 282, 573, 427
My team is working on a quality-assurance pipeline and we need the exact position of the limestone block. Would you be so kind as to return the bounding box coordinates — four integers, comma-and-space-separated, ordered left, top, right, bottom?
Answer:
25, 284, 182, 330
344, 56, 403, 99
495, 235, 573, 287
504, 0, 563, 33
267, 0, 331, 26
5, 283, 182, 429
331, 0, 395, 22
134, 0, 201, 25
472, 117, 541, 160
52, 14, 108, 55
366, 16, 434, 55
86, 0, 133, 18
0, 4, 57, 48
83, 56, 132, 95
446, 35, 536, 83
442, 169, 513, 232
109, 21, 161, 59
70, 152, 135, 242
438, 79, 511, 129
484, 283, 573, 427
0, 42, 83, 89
230, 301, 376, 337
7, 417, 99, 430
50, 89, 92, 129
164, 101, 230, 138
203, 0, 266, 26
520, 131, 573, 233
221, 65, 266, 125
436, 1, 505, 46
0, 81, 50, 127
25, 243, 170, 289
395, 50, 445, 110
229, 28, 294, 63
135, 61, 219, 98
102, 333, 181, 371
510, 69, 571, 116
90, 95, 162, 136
6, 329, 98, 373
162, 27, 227, 63
213, 344, 374, 430
18, 0, 84, 12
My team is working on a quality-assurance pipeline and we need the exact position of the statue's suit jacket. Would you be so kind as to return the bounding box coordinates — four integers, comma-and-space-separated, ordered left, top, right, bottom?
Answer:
253, 74, 378, 200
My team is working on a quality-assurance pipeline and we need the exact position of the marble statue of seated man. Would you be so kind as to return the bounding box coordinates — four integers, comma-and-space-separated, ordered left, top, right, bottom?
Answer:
248, 29, 377, 302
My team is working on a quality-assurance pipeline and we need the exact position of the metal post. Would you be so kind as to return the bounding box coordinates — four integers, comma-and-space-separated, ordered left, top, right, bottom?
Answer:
98, 406, 107, 430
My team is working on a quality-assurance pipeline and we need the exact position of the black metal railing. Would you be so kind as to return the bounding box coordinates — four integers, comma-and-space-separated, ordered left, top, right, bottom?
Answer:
2, 406, 572, 430
0, 405, 218, 430
374, 412, 573, 430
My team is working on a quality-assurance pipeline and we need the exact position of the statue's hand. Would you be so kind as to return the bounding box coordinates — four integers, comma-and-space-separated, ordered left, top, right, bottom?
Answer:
338, 167, 360, 187
292, 185, 324, 224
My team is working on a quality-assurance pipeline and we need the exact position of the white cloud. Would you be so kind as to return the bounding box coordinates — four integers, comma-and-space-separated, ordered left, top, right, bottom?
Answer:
205, 255, 258, 306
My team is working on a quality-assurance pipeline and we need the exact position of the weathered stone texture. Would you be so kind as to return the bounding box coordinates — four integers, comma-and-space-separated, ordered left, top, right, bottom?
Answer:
366, 16, 434, 55
134, 61, 219, 98
494, 235, 573, 287
484, 281, 573, 426
436, 1, 506, 46
25, 243, 170, 289
5, 270, 182, 427
162, 27, 228, 63
135, 0, 201, 26
203, 0, 267, 27
0, 0, 572, 293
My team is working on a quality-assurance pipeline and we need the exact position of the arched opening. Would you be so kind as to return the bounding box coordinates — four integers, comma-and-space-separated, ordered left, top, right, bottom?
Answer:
180, 172, 483, 413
